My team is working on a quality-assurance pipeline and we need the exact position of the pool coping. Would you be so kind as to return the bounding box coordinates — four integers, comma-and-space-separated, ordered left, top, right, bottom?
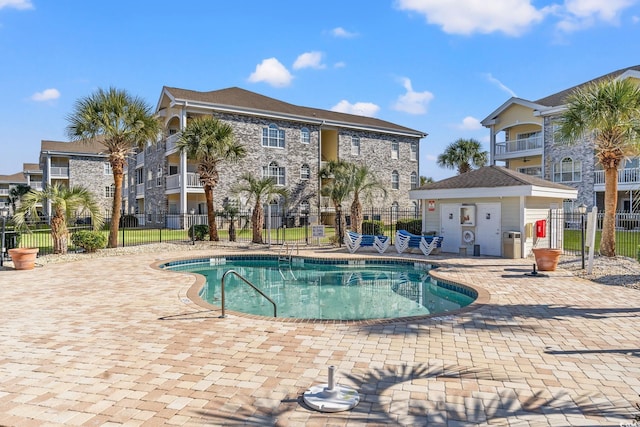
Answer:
151, 253, 491, 325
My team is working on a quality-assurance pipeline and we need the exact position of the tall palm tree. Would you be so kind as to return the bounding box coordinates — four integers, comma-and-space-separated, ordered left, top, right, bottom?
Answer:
437, 138, 488, 174
319, 160, 353, 244
235, 173, 288, 244
13, 184, 104, 255
556, 77, 640, 257
66, 87, 160, 248
177, 116, 246, 241
349, 163, 387, 234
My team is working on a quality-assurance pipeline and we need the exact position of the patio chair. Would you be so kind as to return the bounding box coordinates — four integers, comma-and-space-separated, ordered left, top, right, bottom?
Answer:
344, 231, 390, 254
395, 230, 442, 256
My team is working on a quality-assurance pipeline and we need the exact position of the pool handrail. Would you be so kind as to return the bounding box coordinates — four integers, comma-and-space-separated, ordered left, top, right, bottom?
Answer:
220, 269, 277, 318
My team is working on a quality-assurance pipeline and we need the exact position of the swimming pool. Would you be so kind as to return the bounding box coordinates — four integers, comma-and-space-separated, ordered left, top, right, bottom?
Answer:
163, 255, 476, 321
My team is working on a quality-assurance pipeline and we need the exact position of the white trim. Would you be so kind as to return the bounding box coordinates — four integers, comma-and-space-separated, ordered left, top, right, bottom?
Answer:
410, 185, 577, 200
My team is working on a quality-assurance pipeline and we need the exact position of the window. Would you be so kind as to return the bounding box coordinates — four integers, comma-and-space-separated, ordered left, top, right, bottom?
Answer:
410, 172, 417, 189
103, 162, 112, 175
263, 161, 285, 185
391, 141, 399, 159
156, 166, 163, 187
300, 164, 310, 180
147, 170, 153, 188
300, 127, 310, 144
410, 142, 417, 161
136, 169, 143, 185
262, 124, 285, 148
391, 170, 399, 190
105, 184, 115, 198
553, 157, 582, 182
351, 136, 360, 156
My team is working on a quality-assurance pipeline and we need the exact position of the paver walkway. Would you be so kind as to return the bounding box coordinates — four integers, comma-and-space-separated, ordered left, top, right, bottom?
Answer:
0, 246, 638, 426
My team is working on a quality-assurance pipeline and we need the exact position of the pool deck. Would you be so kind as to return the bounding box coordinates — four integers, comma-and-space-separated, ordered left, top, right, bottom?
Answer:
0, 245, 639, 426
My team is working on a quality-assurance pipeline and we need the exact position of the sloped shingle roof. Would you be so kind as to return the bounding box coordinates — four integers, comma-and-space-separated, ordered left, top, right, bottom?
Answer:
40, 139, 107, 156
417, 166, 574, 191
0, 171, 27, 184
162, 86, 426, 137
535, 65, 640, 108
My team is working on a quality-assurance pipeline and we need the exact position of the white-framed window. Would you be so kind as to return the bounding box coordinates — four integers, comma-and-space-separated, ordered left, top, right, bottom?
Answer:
300, 201, 310, 214
136, 169, 143, 185
103, 162, 112, 175
147, 169, 153, 188
263, 161, 285, 186
300, 127, 310, 144
262, 124, 285, 148
410, 172, 417, 189
156, 166, 162, 187
105, 184, 115, 198
391, 170, 399, 190
553, 157, 582, 182
351, 136, 360, 156
391, 140, 399, 159
300, 164, 310, 180
410, 142, 417, 161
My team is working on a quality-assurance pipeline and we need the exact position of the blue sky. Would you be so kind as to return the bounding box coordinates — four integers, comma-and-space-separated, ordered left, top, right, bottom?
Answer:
1, 0, 639, 181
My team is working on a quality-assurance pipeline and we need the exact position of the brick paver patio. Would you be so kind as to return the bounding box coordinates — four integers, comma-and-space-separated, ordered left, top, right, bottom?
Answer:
0, 246, 638, 426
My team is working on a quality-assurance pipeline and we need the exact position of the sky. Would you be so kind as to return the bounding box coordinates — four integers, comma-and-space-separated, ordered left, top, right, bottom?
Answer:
1, 0, 639, 181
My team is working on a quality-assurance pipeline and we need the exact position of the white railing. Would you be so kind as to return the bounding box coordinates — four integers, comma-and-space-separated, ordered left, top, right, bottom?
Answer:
136, 183, 145, 196
495, 136, 543, 155
165, 134, 180, 152
165, 173, 203, 190
136, 152, 144, 166
0, 189, 9, 196
165, 174, 180, 190
30, 182, 43, 190
50, 166, 69, 177
594, 168, 640, 185
186, 172, 202, 188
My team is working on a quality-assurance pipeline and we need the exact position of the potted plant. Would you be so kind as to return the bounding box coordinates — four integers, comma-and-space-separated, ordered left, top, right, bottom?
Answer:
8, 247, 39, 270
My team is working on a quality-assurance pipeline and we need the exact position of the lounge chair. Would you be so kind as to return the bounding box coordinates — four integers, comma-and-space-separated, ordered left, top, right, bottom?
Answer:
344, 231, 390, 254
395, 230, 442, 256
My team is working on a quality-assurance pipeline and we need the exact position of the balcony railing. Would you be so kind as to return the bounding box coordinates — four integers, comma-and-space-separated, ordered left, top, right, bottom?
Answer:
495, 136, 543, 156
30, 182, 43, 190
165, 173, 203, 190
165, 134, 180, 152
594, 168, 640, 185
50, 166, 69, 177
136, 183, 145, 197
0, 189, 9, 196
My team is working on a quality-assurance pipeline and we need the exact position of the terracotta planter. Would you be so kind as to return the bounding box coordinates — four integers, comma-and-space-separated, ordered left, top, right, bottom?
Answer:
532, 248, 561, 271
8, 248, 39, 270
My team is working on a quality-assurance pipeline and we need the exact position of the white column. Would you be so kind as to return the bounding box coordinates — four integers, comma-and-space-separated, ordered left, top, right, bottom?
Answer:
46, 154, 52, 216
180, 107, 188, 214
489, 128, 496, 166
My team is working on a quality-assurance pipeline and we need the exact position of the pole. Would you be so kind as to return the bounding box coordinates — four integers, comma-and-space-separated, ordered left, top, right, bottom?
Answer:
581, 213, 585, 270
1, 216, 6, 267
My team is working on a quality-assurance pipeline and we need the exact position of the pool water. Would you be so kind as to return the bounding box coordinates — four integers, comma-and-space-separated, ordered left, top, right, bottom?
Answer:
165, 256, 476, 321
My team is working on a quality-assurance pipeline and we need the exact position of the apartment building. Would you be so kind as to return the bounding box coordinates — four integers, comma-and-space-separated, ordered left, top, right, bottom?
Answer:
0, 172, 26, 213
481, 65, 640, 213
124, 86, 426, 227
39, 139, 114, 216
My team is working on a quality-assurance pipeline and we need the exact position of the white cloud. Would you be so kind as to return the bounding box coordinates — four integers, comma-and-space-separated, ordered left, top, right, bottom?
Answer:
31, 88, 60, 102
458, 116, 483, 130
485, 73, 517, 97
293, 51, 326, 70
392, 77, 434, 115
395, 0, 548, 36
425, 154, 438, 161
0, 0, 33, 10
556, 0, 636, 32
334, 61, 346, 68
331, 27, 358, 38
331, 100, 380, 117
248, 58, 293, 88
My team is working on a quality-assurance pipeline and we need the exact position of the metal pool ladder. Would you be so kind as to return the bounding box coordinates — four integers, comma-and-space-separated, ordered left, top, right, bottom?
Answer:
220, 270, 277, 318
277, 243, 298, 281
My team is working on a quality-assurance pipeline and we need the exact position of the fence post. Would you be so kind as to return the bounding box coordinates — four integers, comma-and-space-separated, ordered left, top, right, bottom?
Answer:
121, 211, 125, 247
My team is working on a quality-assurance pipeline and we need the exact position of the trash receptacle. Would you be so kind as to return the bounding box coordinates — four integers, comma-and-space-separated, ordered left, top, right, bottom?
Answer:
502, 231, 521, 259
473, 244, 480, 256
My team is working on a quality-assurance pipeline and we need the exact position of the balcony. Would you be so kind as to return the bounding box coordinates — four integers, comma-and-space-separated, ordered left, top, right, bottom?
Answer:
165, 134, 180, 153
30, 182, 43, 191
0, 189, 9, 196
494, 136, 543, 160
594, 168, 640, 189
136, 183, 145, 198
50, 166, 69, 178
165, 173, 203, 191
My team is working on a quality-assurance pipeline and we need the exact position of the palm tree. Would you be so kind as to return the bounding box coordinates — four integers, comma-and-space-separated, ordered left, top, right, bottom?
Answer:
420, 176, 434, 186
177, 116, 246, 241
319, 160, 353, 244
66, 87, 160, 248
235, 173, 288, 244
556, 78, 640, 257
437, 138, 488, 174
13, 184, 104, 255
8, 184, 31, 214
349, 163, 387, 233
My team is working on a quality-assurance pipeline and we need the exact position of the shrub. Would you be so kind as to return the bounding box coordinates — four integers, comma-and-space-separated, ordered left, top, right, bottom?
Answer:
188, 224, 209, 241
362, 220, 384, 235
396, 219, 421, 235
72, 230, 107, 253
119, 214, 138, 228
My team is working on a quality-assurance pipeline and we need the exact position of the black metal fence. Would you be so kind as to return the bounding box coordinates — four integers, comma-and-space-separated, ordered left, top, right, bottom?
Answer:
1, 208, 422, 258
